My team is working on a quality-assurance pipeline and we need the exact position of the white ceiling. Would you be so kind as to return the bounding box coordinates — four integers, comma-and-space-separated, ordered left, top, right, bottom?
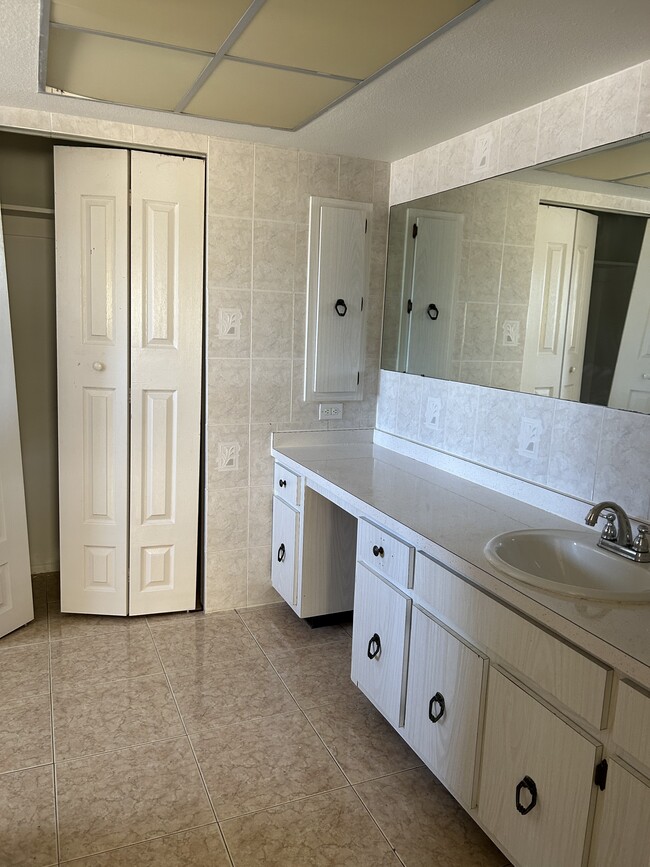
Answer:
0, 0, 648, 161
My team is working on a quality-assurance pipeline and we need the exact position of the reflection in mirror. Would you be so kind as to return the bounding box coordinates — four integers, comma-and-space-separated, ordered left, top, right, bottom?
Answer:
381, 137, 650, 413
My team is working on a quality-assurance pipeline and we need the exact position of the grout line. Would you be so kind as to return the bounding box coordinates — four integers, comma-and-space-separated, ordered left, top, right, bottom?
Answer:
348, 781, 406, 864
47, 612, 61, 867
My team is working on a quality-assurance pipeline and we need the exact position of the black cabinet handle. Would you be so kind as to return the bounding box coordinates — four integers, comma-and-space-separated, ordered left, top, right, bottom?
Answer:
277, 543, 286, 563
367, 633, 381, 659
515, 776, 538, 815
428, 692, 445, 723
278, 479, 287, 488
334, 298, 348, 317
427, 304, 439, 320
372, 545, 384, 558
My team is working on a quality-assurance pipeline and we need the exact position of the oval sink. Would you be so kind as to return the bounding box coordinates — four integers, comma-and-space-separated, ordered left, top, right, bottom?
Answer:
484, 529, 650, 602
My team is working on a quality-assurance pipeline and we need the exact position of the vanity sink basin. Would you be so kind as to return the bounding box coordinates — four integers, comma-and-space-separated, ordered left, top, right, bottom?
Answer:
484, 529, 650, 602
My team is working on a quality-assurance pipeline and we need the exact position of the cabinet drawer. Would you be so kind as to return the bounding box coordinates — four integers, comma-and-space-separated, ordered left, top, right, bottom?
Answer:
589, 759, 650, 867
613, 680, 650, 771
414, 553, 611, 729
274, 463, 301, 507
404, 607, 487, 807
271, 497, 299, 608
357, 518, 414, 589
351, 563, 411, 728
479, 668, 600, 867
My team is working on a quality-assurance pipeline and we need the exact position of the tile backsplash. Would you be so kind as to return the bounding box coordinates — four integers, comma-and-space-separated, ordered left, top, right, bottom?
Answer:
377, 369, 650, 522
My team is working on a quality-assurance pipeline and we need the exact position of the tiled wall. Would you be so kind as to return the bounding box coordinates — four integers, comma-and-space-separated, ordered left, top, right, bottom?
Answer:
380, 59, 650, 524
0, 107, 389, 611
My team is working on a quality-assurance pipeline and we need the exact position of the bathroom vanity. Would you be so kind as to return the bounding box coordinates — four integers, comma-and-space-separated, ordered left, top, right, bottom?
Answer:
271, 430, 650, 867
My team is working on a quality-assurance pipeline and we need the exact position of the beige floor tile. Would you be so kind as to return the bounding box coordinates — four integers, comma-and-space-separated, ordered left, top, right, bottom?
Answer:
0, 693, 52, 774
146, 608, 224, 629
31, 573, 49, 606
56, 736, 214, 862
0, 642, 50, 699
151, 614, 263, 676
221, 787, 400, 867
355, 767, 508, 867
0, 598, 49, 648
0, 765, 57, 867
271, 637, 359, 710
237, 602, 349, 657
192, 709, 346, 819
45, 572, 61, 603
61, 824, 230, 866
53, 674, 184, 760
50, 632, 163, 691
306, 693, 422, 783
48, 603, 149, 642
169, 654, 296, 733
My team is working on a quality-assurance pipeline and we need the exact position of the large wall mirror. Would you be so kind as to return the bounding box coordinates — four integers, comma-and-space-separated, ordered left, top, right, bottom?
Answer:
381, 136, 650, 414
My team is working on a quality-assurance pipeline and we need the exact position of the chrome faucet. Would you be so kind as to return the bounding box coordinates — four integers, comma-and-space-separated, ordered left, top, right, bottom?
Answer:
585, 501, 650, 563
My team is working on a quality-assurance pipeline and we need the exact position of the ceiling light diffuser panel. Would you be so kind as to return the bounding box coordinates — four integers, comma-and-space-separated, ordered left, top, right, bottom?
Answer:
44, 0, 481, 129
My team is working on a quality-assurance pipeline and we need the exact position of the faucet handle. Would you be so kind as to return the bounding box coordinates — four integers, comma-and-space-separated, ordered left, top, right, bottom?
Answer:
601, 513, 618, 541
632, 524, 649, 555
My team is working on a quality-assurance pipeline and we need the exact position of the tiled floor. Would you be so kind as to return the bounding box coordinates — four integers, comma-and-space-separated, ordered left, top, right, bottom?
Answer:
0, 574, 511, 866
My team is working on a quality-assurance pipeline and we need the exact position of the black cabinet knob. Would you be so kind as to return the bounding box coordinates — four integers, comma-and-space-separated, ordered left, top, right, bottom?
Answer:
372, 545, 384, 558
428, 692, 445, 723
367, 633, 381, 659
515, 776, 537, 815
277, 543, 286, 563
278, 479, 287, 488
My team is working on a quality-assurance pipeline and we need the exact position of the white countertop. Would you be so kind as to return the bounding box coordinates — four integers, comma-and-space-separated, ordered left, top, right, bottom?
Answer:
272, 433, 650, 685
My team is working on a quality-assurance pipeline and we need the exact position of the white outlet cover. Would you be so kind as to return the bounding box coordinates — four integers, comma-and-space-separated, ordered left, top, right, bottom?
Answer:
517, 417, 542, 459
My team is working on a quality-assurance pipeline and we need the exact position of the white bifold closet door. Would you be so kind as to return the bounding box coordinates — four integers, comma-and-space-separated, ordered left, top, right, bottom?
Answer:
55, 147, 204, 616
0, 206, 34, 638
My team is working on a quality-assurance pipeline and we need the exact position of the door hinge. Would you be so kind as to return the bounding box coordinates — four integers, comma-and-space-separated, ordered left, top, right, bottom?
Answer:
412, 222, 418, 239
594, 759, 608, 791
407, 299, 413, 314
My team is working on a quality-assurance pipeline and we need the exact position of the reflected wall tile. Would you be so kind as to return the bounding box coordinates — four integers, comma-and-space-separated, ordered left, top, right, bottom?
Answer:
466, 121, 501, 183
389, 156, 414, 205
637, 60, 650, 134
248, 485, 273, 547
498, 106, 540, 173
490, 362, 522, 392
0, 106, 51, 131
494, 303, 527, 362
208, 424, 250, 490
207, 487, 250, 552
294, 224, 309, 293
376, 370, 400, 434
208, 288, 251, 359
251, 359, 292, 423
418, 378, 449, 449
208, 138, 254, 217
438, 135, 468, 192
205, 548, 248, 612
396, 373, 424, 440
462, 303, 498, 362
251, 291, 294, 358
594, 408, 650, 521
459, 362, 492, 387
249, 423, 276, 487
505, 183, 540, 246
582, 66, 642, 150
537, 87, 587, 163
208, 216, 252, 289
253, 220, 296, 292
247, 546, 279, 606
464, 242, 503, 302
207, 358, 250, 425
471, 180, 508, 244
500, 245, 534, 304
254, 145, 298, 221
443, 381, 479, 459
412, 145, 440, 199
339, 156, 375, 202
298, 152, 339, 222
292, 292, 307, 358
548, 402, 603, 501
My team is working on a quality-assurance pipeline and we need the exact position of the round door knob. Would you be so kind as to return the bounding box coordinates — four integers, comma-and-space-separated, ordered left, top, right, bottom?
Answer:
93, 362, 105, 371
569, 366, 576, 373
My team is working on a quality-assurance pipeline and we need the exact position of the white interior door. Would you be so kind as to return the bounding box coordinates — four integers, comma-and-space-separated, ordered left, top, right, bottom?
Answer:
559, 210, 598, 400
609, 220, 650, 412
405, 211, 463, 377
55, 147, 129, 615
129, 152, 204, 616
0, 206, 34, 638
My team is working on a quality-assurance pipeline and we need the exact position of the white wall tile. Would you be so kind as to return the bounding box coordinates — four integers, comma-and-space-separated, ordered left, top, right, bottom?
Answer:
498, 106, 540, 173
594, 409, 650, 521
412, 145, 439, 199
389, 155, 414, 204
636, 60, 650, 134
437, 134, 468, 192
536, 87, 586, 163
547, 402, 603, 501
396, 372, 423, 440
208, 138, 254, 218
582, 65, 642, 151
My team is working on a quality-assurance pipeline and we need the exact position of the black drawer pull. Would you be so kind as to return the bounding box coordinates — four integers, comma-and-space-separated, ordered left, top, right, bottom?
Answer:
277, 543, 286, 563
367, 633, 381, 659
515, 776, 537, 816
428, 692, 445, 723
372, 545, 384, 558
427, 303, 439, 320
278, 479, 287, 488
334, 298, 348, 317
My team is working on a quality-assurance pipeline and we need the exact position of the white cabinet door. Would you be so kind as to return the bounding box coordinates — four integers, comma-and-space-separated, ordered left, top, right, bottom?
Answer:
54, 147, 130, 616
351, 563, 411, 728
479, 668, 599, 867
271, 496, 299, 608
589, 759, 650, 867
0, 207, 33, 638
129, 152, 204, 615
305, 197, 371, 402
404, 607, 486, 807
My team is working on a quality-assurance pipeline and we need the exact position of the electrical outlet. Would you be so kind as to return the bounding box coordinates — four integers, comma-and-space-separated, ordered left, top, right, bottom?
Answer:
318, 403, 343, 420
